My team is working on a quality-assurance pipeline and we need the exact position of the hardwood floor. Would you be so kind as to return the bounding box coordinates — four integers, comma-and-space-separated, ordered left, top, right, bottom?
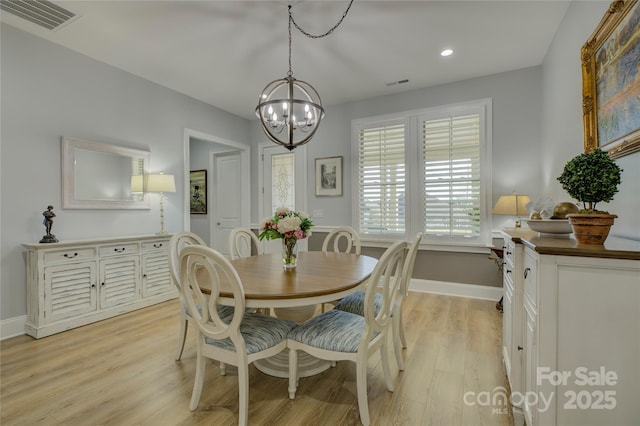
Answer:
1, 292, 514, 425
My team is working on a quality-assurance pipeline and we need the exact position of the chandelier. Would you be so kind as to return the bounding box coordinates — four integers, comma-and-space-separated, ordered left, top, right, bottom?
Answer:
255, 1, 354, 151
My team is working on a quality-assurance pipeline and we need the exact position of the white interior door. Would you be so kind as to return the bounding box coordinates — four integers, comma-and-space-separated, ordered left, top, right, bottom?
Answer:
211, 151, 242, 255
261, 144, 307, 254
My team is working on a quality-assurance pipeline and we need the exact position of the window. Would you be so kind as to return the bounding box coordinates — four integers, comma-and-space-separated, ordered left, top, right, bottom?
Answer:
357, 121, 406, 236
271, 152, 295, 212
352, 99, 492, 248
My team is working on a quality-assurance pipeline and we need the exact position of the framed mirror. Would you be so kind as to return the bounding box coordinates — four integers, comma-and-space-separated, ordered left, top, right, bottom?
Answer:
61, 137, 150, 209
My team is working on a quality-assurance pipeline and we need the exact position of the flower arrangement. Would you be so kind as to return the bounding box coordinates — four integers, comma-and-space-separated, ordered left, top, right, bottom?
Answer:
259, 207, 314, 268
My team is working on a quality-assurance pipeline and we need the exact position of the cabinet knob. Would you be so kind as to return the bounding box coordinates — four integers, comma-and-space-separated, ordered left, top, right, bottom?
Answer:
101, 282, 105, 286
517, 346, 523, 351
506, 251, 512, 255
524, 267, 530, 279
114, 247, 126, 253
506, 269, 512, 274
64, 252, 78, 258
153, 243, 163, 248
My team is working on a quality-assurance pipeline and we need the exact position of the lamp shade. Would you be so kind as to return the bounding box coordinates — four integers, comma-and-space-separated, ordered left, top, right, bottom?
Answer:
492, 194, 530, 216
146, 173, 176, 193
130, 175, 144, 193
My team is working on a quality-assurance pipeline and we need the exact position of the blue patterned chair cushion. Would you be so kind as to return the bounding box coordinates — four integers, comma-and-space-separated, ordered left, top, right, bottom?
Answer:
205, 314, 297, 354
287, 309, 379, 353
333, 291, 382, 317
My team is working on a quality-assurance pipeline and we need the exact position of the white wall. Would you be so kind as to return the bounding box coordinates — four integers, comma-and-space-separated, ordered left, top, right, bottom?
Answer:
0, 24, 250, 320
540, 1, 640, 240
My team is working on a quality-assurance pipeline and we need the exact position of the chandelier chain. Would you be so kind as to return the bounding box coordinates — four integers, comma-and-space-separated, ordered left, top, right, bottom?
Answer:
287, 0, 354, 76
289, 0, 355, 39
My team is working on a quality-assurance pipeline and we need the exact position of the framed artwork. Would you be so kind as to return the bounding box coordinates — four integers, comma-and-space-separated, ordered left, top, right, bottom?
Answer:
190, 169, 207, 214
581, 0, 640, 159
315, 156, 343, 197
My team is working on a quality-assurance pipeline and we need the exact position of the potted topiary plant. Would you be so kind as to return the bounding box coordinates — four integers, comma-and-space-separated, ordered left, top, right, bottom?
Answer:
557, 148, 623, 244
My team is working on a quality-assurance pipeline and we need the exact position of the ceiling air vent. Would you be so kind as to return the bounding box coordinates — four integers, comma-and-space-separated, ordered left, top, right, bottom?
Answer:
0, 0, 79, 31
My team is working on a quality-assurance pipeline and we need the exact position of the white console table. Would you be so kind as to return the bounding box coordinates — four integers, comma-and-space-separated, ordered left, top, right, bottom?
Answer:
23, 234, 177, 338
501, 229, 640, 425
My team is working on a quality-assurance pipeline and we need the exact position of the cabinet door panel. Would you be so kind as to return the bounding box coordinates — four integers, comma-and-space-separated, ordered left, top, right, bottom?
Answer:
523, 306, 537, 426
99, 257, 140, 308
45, 262, 97, 321
142, 253, 172, 297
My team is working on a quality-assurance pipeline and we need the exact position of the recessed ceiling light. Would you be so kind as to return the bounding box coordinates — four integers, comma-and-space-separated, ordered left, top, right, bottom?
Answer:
441, 49, 454, 57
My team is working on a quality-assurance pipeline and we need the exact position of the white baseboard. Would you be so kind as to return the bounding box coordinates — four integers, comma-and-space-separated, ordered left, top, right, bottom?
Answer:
409, 278, 502, 301
1, 315, 26, 340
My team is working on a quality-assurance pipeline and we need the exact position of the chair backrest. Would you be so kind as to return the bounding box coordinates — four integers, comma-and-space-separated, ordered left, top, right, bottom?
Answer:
399, 233, 422, 297
363, 240, 407, 332
321, 226, 361, 255
169, 232, 206, 293
228, 227, 263, 260
179, 245, 246, 346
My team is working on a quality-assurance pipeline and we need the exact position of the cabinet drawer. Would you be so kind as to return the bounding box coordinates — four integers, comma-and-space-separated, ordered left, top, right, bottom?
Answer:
504, 271, 514, 296
503, 238, 515, 267
523, 250, 537, 312
99, 243, 139, 257
44, 247, 97, 264
142, 240, 168, 252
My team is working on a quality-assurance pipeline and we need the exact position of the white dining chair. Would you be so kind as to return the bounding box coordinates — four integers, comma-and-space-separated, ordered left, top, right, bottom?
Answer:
321, 226, 361, 255
169, 232, 232, 361
333, 233, 422, 371
179, 245, 297, 425
320, 226, 362, 312
287, 240, 407, 426
228, 227, 263, 260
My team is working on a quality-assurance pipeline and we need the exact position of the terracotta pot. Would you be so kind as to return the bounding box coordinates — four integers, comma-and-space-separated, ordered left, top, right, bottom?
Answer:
566, 213, 617, 245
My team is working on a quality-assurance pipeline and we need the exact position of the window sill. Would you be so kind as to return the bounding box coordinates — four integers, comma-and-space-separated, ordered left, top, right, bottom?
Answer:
361, 238, 492, 254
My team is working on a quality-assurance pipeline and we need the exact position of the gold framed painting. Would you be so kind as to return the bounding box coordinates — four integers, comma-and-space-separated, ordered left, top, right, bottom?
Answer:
189, 169, 207, 214
581, 0, 640, 159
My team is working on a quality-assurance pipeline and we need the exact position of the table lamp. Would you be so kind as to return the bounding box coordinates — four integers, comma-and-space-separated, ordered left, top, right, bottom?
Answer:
146, 173, 176, 235
492, 192, 530, 228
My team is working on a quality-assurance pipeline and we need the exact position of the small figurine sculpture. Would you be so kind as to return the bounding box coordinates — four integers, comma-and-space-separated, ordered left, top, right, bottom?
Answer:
39, 205, 59, 243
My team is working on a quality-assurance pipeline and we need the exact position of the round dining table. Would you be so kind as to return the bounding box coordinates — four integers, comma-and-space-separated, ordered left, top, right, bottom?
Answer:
197, 251, 378, 377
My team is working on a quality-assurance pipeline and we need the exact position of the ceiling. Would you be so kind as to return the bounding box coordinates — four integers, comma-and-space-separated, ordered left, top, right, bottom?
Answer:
1, 0, 571, 120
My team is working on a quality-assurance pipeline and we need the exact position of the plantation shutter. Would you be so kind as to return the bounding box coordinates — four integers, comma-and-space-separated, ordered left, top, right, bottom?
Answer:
358, 123, 406, 235
422, 114, 481, 238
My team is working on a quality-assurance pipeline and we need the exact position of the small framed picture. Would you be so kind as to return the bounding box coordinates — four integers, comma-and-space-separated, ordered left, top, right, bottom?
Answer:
190, 169, 207, 214
315, 156, 343, 197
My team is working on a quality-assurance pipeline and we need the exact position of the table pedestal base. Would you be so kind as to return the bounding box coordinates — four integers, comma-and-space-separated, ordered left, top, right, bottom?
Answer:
254, 349, 331, 378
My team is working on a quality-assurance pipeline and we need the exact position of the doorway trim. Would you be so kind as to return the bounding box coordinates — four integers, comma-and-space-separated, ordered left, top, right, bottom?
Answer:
183, 128, 250, 233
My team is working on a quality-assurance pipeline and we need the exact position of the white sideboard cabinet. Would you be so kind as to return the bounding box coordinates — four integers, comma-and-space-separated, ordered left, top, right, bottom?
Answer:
500, 231, 526, 425
23, 235, 176, 338
502, 229, 640, 426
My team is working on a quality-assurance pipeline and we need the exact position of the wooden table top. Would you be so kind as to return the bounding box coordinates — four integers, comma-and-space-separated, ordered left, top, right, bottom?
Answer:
197, 251, 378, 308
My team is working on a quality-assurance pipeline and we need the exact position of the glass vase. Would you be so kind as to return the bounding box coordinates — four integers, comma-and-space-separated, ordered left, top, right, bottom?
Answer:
282, 238, 298, 270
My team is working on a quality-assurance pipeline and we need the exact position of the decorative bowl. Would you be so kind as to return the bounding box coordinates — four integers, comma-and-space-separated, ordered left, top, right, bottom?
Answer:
524, 219, 573, 234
